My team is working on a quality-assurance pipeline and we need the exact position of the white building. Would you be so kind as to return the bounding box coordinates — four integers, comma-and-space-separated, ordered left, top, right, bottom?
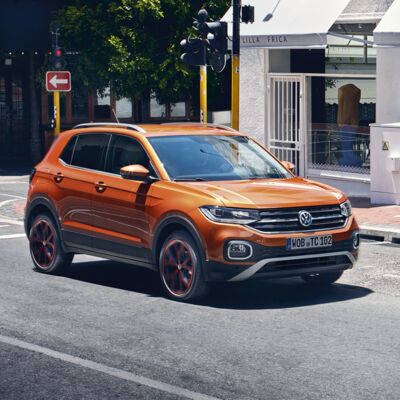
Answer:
223, 0, 400, 204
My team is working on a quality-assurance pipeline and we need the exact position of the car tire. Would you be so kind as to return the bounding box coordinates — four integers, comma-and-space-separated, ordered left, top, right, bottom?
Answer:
301, 271, 343, 285
159, 230, 208, 302
29, 213, 73, 274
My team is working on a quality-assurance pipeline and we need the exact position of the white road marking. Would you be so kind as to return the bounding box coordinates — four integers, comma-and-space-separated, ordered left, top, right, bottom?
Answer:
0, 198, 22, 208
0, 193, 26, 199
0, 218, 23, 226
0, 225, 10, 228
0, 234, 26, 240
0, 334, 220, 400
0, 181, 28, 184
363, 241, 391, 245
383, 274, 400, 279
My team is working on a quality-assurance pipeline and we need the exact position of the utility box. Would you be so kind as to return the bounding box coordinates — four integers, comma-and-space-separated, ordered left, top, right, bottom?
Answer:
370, 123, 400, 205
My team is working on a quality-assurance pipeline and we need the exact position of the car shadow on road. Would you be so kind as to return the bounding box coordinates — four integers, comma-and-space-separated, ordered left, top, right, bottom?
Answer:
66, 258, 373, 310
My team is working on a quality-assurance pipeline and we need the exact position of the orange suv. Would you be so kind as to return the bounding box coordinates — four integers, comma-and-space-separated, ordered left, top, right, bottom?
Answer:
25, 123, 359, 301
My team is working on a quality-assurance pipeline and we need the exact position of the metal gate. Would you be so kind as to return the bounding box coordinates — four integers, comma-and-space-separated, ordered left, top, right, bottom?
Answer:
267, 74, 306, 176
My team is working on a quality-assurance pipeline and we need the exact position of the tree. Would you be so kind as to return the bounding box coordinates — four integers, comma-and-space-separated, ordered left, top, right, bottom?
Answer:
55, 0, 230, 104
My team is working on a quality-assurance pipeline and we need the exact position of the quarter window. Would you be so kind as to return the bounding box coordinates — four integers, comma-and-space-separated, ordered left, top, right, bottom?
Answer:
59, 136, 77, 165
71, 134, 110, 171
105, 135, 151, 175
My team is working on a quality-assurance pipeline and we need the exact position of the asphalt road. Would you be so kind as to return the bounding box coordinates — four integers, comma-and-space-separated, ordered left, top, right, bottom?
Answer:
1, 177, 400, 400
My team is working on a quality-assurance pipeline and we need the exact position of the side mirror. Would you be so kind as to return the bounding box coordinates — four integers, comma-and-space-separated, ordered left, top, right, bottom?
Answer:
120, 164, 154, 182
281, 161, 296, 174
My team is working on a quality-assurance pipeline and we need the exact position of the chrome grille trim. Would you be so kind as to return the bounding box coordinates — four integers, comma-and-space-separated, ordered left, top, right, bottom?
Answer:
229, 251, 356, 282
248, 205, 347, 233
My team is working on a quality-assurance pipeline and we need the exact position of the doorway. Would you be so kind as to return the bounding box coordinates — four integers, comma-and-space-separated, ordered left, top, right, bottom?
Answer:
0, 62, 28, 159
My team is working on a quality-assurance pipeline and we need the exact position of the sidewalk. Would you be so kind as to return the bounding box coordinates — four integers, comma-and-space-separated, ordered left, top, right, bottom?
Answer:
351, 197, 400, 243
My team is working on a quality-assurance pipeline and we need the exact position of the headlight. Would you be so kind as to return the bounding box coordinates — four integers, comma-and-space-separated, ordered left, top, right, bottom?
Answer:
340, 200, 352, 217
200, 206, 260, 224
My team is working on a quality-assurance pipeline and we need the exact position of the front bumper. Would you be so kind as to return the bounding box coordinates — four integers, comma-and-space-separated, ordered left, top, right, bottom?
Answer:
203, 235, 359, 282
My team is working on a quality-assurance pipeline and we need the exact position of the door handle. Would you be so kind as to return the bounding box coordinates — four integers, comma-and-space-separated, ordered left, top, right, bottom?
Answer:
94, 181, 107, 193
54, 172, 64, 183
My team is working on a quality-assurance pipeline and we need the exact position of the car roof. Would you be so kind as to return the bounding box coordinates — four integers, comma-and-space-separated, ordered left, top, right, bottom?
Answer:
71, 123, 243, 138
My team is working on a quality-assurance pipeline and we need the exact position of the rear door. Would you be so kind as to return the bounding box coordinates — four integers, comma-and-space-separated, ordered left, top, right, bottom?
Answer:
54, 133, 110, 249
90, 134, 155, 265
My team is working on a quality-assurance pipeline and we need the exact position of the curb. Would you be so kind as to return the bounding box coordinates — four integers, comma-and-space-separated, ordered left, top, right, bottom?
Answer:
360, 225, 400, 244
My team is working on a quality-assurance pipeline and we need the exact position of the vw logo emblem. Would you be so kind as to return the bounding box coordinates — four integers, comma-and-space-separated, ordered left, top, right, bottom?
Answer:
298, 210, 313, 227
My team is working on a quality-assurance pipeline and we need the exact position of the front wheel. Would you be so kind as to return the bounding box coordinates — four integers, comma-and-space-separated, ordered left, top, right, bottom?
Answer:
29, 213, 73, 274
159, 231, 208, 302
301, 271, 343, 286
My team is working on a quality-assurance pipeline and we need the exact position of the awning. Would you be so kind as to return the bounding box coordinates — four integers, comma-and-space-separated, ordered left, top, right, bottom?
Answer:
222, 0, 352, 49
374, 0, 400, 47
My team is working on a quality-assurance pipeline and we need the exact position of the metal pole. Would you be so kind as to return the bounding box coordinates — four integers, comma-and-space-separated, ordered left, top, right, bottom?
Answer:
200, 35, 207, 125
200, 65, 207, 125
231, 0, 241, 130
54, 91, 60, 135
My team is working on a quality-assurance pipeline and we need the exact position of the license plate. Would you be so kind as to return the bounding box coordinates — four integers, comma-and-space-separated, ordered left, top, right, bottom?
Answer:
286, 235, 332, 250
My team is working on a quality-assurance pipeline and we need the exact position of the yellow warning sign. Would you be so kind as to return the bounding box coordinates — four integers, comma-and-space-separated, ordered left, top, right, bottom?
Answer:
382, 141, 389, 151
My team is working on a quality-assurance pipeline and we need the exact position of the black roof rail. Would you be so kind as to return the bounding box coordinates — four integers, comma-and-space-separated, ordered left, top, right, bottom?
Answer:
73, 122, 146, 133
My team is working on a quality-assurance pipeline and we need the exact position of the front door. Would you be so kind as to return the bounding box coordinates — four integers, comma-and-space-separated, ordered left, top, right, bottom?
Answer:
0, 64, 27, 159
91, 134, 154, 266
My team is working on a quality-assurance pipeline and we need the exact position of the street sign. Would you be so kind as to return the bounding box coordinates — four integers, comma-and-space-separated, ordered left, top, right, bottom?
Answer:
46, 71, 71, 92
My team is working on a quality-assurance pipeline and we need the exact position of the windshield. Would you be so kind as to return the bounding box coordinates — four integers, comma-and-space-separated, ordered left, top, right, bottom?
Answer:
148, 135, 291, 181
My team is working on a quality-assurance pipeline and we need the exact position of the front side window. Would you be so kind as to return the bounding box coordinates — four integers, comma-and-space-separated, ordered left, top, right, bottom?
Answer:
71, 134, 110, 171
105, 135, 150, 175
149, 135, 291, 181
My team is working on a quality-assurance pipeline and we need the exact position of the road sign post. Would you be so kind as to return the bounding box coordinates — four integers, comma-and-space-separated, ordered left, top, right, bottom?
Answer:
46, 71, 71, 136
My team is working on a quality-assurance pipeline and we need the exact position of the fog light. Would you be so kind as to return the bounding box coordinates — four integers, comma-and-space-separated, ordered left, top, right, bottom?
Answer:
227, 241, 253, 260
353, 232, 360, 249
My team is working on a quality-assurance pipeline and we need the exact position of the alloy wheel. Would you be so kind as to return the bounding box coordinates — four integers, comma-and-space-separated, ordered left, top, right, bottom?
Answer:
161, 239, 196, 297
29, 219, 57, 271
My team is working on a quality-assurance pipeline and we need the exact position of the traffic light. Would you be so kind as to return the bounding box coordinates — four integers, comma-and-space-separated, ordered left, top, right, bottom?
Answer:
241, 5, 255, 24
51, 46, 66, 70
180, 38, 206, 66
180, 9, 228, 72
207, 21, 228, 55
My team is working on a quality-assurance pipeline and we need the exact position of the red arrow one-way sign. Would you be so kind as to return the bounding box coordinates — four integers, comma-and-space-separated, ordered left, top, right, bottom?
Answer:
46, 71, 71, 92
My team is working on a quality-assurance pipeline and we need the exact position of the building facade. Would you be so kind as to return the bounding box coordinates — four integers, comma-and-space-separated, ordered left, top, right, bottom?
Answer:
223, 0, 400, 203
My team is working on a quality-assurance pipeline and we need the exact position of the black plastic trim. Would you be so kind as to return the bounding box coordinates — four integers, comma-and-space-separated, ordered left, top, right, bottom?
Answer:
152, 214, 206, 265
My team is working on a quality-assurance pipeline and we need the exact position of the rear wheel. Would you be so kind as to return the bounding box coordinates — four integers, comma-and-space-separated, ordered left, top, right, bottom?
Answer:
301, 271, 343, 285
29, 214, 73, 274
159, 231, 208, 302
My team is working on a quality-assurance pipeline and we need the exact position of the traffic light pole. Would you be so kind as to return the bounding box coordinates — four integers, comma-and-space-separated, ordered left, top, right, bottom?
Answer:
54, 91, 60, 136
231, 0, 241, 130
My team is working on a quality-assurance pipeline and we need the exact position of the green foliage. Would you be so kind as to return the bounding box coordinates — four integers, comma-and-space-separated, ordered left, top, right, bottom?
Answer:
56, 0, 230, 103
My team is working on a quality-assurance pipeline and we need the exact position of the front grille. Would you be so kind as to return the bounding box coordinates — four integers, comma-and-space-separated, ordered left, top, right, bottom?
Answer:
249, 205, 347, 233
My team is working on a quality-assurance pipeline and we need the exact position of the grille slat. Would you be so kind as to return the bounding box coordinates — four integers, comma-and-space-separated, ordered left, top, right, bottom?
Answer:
249, 205, 347, 233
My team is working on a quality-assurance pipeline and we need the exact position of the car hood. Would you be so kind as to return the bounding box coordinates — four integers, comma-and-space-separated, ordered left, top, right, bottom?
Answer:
183, 177, 346, 208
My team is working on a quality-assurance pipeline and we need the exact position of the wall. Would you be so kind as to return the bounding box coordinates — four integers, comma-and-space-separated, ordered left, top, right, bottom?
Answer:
239, 48, 267, 143
239, 48, 292, 144
376, 47, 400, 124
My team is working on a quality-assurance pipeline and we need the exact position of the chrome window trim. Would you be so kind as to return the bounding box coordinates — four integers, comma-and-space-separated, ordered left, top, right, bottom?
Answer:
58, 132, 161, 181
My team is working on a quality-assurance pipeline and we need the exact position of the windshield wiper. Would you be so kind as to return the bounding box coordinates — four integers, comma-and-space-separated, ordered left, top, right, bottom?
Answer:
173, 178, 206, 182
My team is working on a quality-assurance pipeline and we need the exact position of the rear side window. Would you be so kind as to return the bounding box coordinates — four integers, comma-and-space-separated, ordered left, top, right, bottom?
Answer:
105, 135, 150, 174
71, 134, 110, 171
59, 136, 77, 165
